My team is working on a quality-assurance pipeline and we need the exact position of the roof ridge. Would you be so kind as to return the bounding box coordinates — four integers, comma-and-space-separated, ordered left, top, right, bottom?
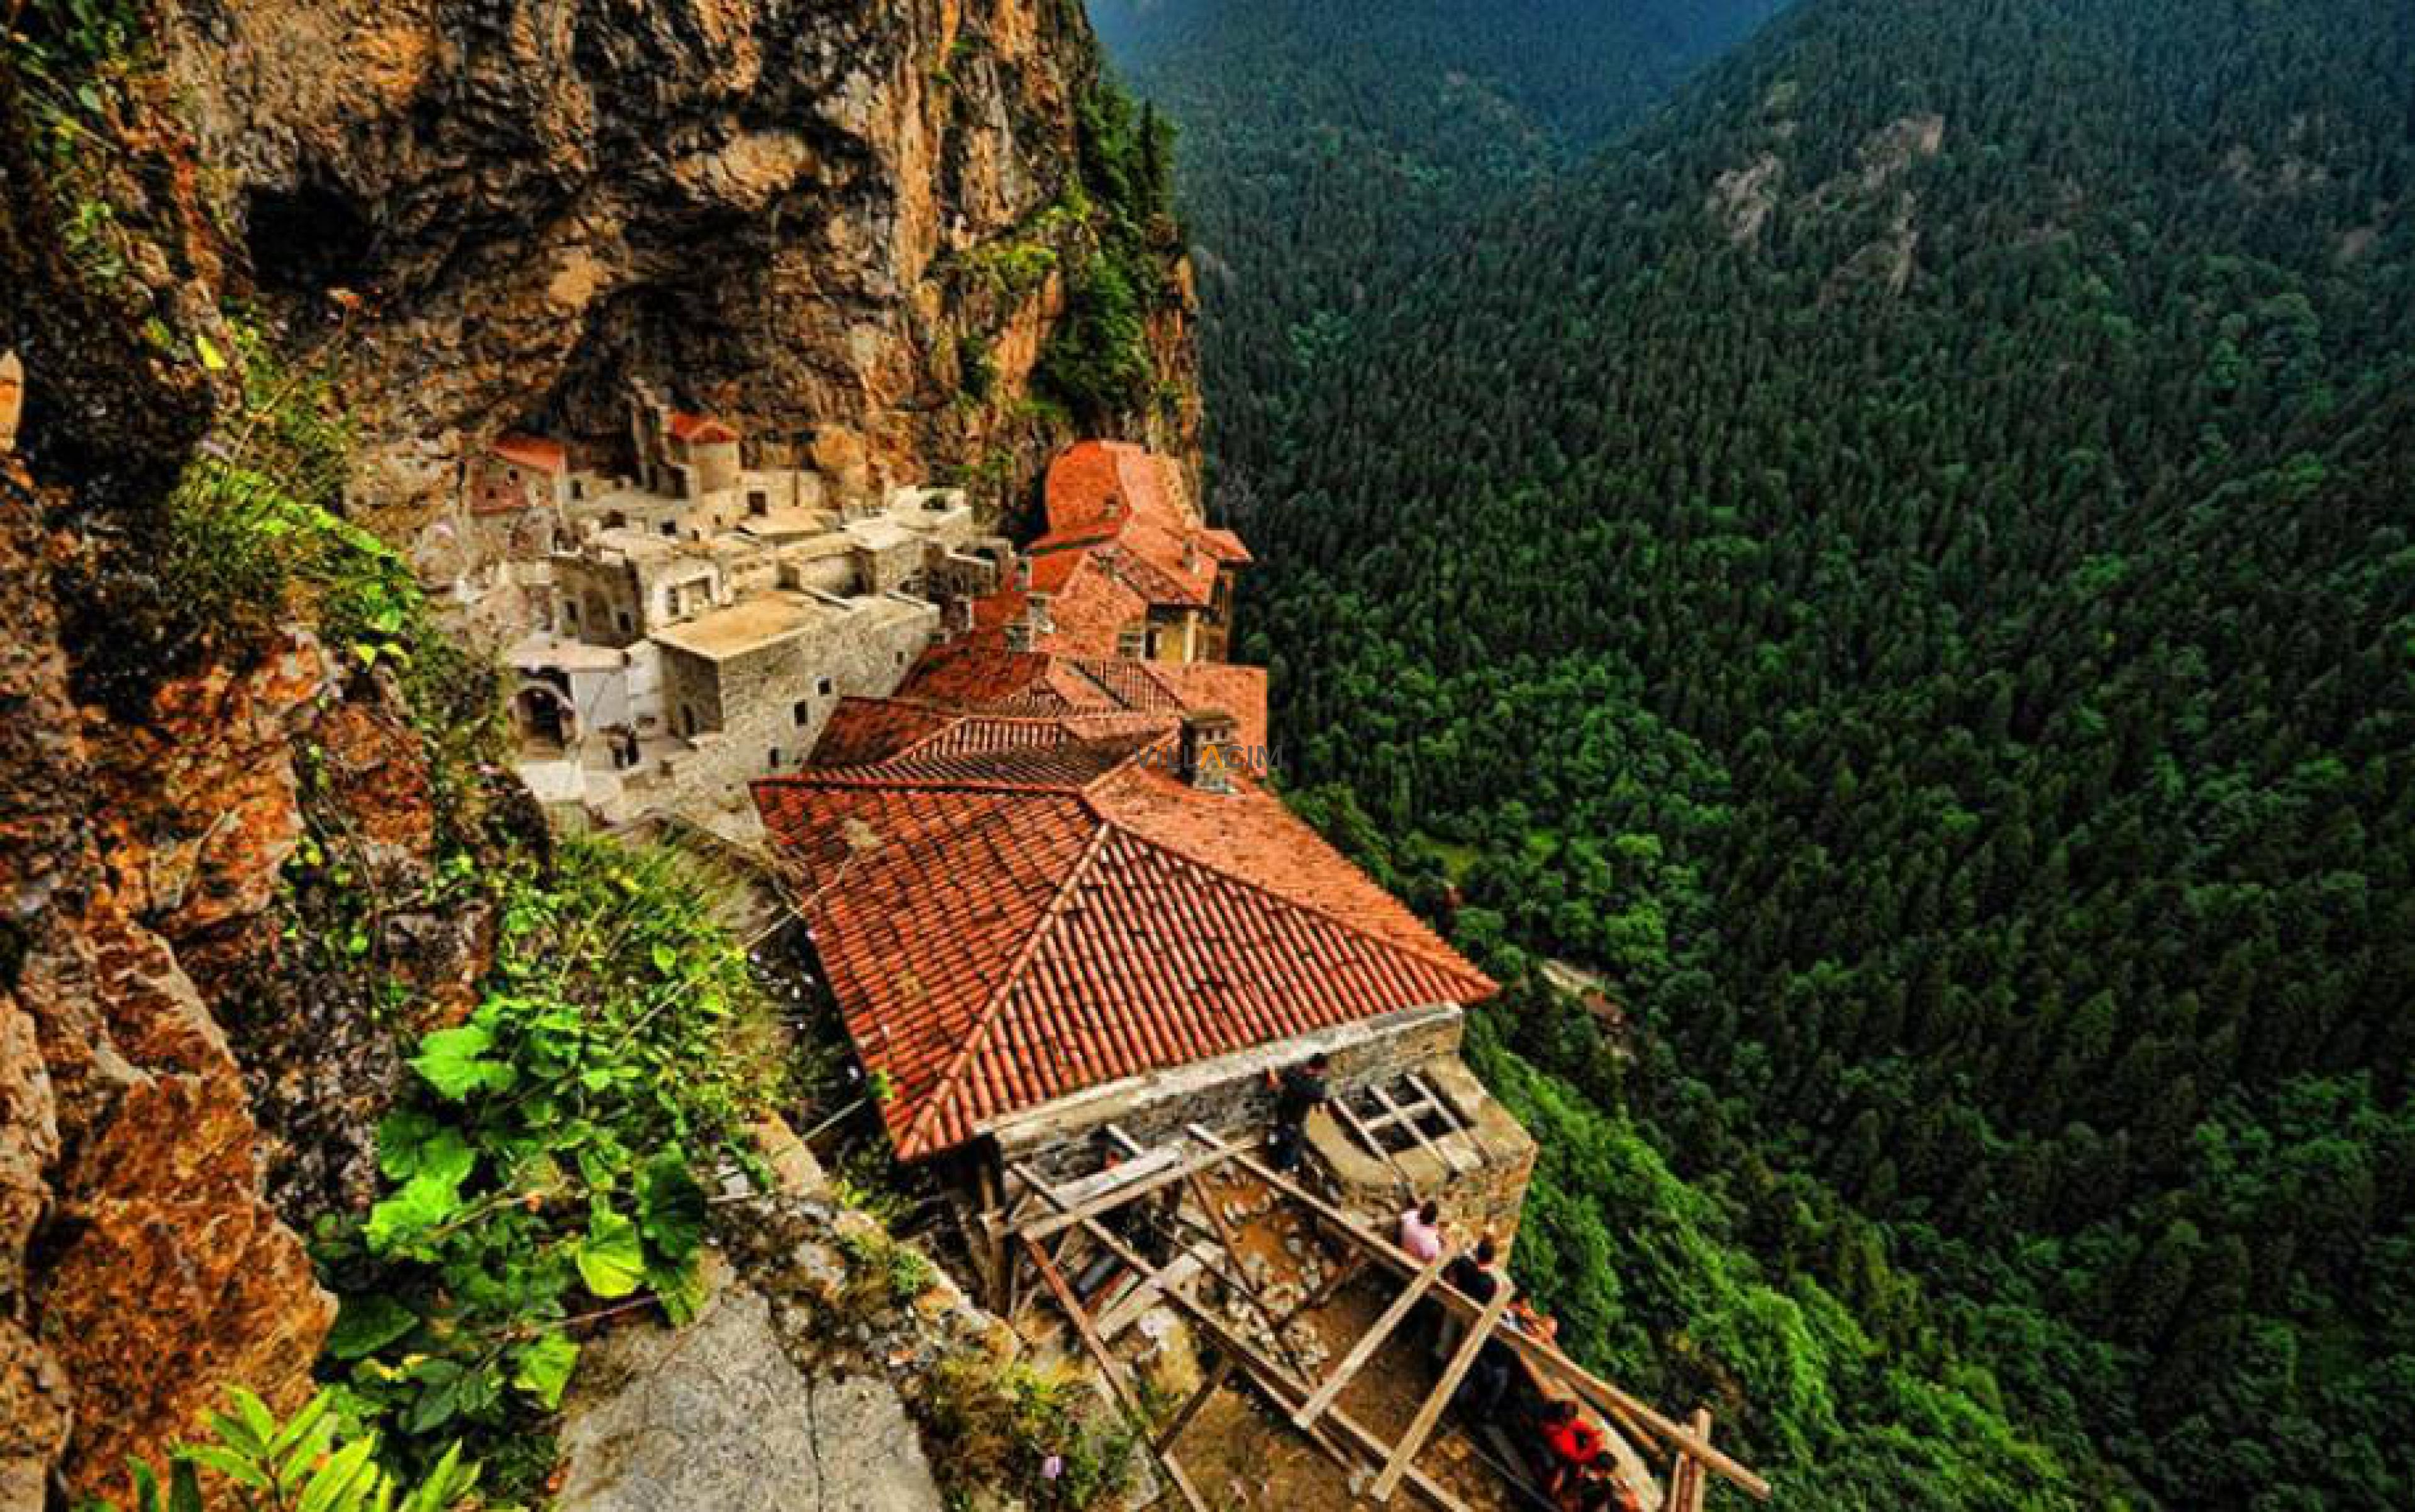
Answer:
765, 770, 1089, 796
901, 814, 1118, 1156
1097, 793, 1493, 993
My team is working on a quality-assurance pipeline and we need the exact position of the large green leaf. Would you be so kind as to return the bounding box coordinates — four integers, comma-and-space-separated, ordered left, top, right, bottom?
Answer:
575, 1208, 647, 1298
410, 1023, 516, 1101
326, 1294, 421, 1360
364, 1172, 467, 1255
638, 1153, 708, 1259
511, 1332, 580, 1409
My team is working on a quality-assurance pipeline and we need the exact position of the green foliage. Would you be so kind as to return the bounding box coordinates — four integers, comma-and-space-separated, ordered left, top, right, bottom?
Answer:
99, 1386, 479, 1512
1032, 70, 1182, 424
919, 1356, 1139, 1511
834, 1223, 938, 1308
1110, 0, 2415, 1506
313, 838, 775, 1489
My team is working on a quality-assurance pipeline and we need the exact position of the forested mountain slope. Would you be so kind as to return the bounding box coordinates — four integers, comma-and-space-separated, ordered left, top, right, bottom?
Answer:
1117, 0, 2415, 1506
1089, 0, 1786, 504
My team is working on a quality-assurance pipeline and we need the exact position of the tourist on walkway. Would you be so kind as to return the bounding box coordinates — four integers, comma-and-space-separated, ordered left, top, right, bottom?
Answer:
1399, 1198, 1446, 1262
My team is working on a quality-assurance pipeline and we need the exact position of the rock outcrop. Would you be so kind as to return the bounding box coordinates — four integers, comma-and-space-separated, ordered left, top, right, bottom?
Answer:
0, 0, 1194, 1498
558, 1263, 945, 1512
153, 0, 1194, 517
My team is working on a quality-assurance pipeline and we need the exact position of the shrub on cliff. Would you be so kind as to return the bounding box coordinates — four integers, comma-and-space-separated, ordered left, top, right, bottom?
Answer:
309, 837, 779, 1493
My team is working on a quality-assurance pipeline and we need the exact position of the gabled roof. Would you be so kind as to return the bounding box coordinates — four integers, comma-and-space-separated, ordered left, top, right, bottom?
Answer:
887, 643, 1269, 750
667, 411, 740, 445
754, 740, 1494, 1159
491, 434, 569, 474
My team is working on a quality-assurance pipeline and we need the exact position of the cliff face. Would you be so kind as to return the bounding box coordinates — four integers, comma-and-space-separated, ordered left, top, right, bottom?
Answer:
1, 0, 1189, 1503
161, 0, 1195, 516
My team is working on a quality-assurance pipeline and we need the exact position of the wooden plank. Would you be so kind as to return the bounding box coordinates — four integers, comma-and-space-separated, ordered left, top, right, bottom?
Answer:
1370, 1270, 1516, 1501
1296, 1248, 1450, 1428
1403, 1073, 1479, 1173
1407, 1072, 1465, 1136
1020, 1187, 1466, 1512
1153, 1349, 1231, 1455
1014, 1140, 1238, 1242
1185, 1125, 1771, 1502
1097, 1249, 1205, 1340
1372, 1079, 1472, 1176
1674, 1408, 1713, 1512
1333, 1091, 1418, 1193
1221, 1342, 1474, 1512
1023, 1238, 1209, 1512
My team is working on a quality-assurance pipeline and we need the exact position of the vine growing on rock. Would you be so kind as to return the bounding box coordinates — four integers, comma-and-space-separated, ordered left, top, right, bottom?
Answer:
310, 838, 779, 1493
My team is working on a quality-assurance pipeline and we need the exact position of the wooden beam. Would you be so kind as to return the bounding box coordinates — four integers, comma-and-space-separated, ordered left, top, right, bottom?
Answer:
1023, 1238, 1209, 1512
1407, 1072, 1466, 1137
1013, 1140, 1238, 1242
1296, 1249, 1450, 1429
1153, 1349, 1231, 1456
1372, 1079, 1472, 1176
1185, 1125, 1771, 1502
1371, 1272, 1516, 1502
1220, 1340, 1474, 1512
1022, 1187, 1467, 1512
1333, 1091, 1418, 1194
1674, 1408, 1713, 1512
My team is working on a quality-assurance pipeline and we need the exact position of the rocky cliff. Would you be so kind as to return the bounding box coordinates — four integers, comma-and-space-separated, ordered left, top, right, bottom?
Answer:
1, 0, 1189, 1502
166, 0, 1195, 516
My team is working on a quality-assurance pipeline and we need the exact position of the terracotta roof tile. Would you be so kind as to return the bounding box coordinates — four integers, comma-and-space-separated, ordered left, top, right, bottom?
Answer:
755, 731, 1495, 1159
491, 433, 569, 473
667, 411, 739, 445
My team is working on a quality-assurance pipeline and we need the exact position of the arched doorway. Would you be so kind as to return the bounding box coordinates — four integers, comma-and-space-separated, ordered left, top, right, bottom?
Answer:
514, 680, 577, 750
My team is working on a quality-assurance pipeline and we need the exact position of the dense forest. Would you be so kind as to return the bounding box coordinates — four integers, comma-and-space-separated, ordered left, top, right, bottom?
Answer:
1097, 1, 2415, 1507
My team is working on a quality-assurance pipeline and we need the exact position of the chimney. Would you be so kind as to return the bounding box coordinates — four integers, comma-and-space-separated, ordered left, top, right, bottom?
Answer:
1026, 591, 1054, 635
1004, 617, 1032, 653
1178, 709, 1241, 793
1184, 536, 1201, 575
1014, 554, 1032, 589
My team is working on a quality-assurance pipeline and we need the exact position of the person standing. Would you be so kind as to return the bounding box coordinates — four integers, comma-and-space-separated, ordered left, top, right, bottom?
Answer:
1399, 1198, 1447, 1262
1267, 1053, 1330, 1172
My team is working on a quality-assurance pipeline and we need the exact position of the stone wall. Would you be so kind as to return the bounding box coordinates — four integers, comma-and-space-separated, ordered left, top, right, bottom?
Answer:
555, 555, 644, 646
658, 599, 938, 808
990, 1003, 1468, 1181
659, 645, 727, 739
1304, 1054, 1536, 1250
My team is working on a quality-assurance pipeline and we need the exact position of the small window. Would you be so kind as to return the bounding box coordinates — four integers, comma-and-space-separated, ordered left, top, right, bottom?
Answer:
768, 747, 782, 769
816, 677, 834, 697
616, 611, 633, 635
659, 521, 677, 537
793, 700, 811, 727
571, 479, 585, 500
748, 490, 769, 516
563, 600, 580, 625
894, 650, 907, 667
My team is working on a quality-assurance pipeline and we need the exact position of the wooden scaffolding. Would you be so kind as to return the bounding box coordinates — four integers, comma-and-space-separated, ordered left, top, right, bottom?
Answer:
982, 1123, 1770, 1512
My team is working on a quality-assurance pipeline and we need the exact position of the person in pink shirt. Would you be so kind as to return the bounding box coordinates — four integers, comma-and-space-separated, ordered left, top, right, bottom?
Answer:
1398, 1198, 1446, 1262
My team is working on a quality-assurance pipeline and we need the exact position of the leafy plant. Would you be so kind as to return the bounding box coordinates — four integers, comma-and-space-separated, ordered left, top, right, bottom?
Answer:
99, 1386, 479, 1512
313, 838, 774, 1489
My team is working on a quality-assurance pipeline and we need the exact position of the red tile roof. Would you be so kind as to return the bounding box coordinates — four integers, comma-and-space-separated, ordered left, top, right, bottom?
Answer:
755, 742, 1494, 1159
667, 411, 740, 445
491, 434, 569, 473
880, 646, 1269, 752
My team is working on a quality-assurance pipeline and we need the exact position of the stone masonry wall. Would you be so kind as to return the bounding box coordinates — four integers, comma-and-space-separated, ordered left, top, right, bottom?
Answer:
992, 1003, 1467, 1182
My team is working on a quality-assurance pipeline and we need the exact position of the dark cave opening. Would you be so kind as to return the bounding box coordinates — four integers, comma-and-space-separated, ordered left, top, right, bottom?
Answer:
243, 181, 375, 296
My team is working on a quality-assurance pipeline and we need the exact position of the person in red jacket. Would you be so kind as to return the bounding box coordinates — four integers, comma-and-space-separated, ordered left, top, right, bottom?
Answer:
1538, 1398, 1607, 1499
